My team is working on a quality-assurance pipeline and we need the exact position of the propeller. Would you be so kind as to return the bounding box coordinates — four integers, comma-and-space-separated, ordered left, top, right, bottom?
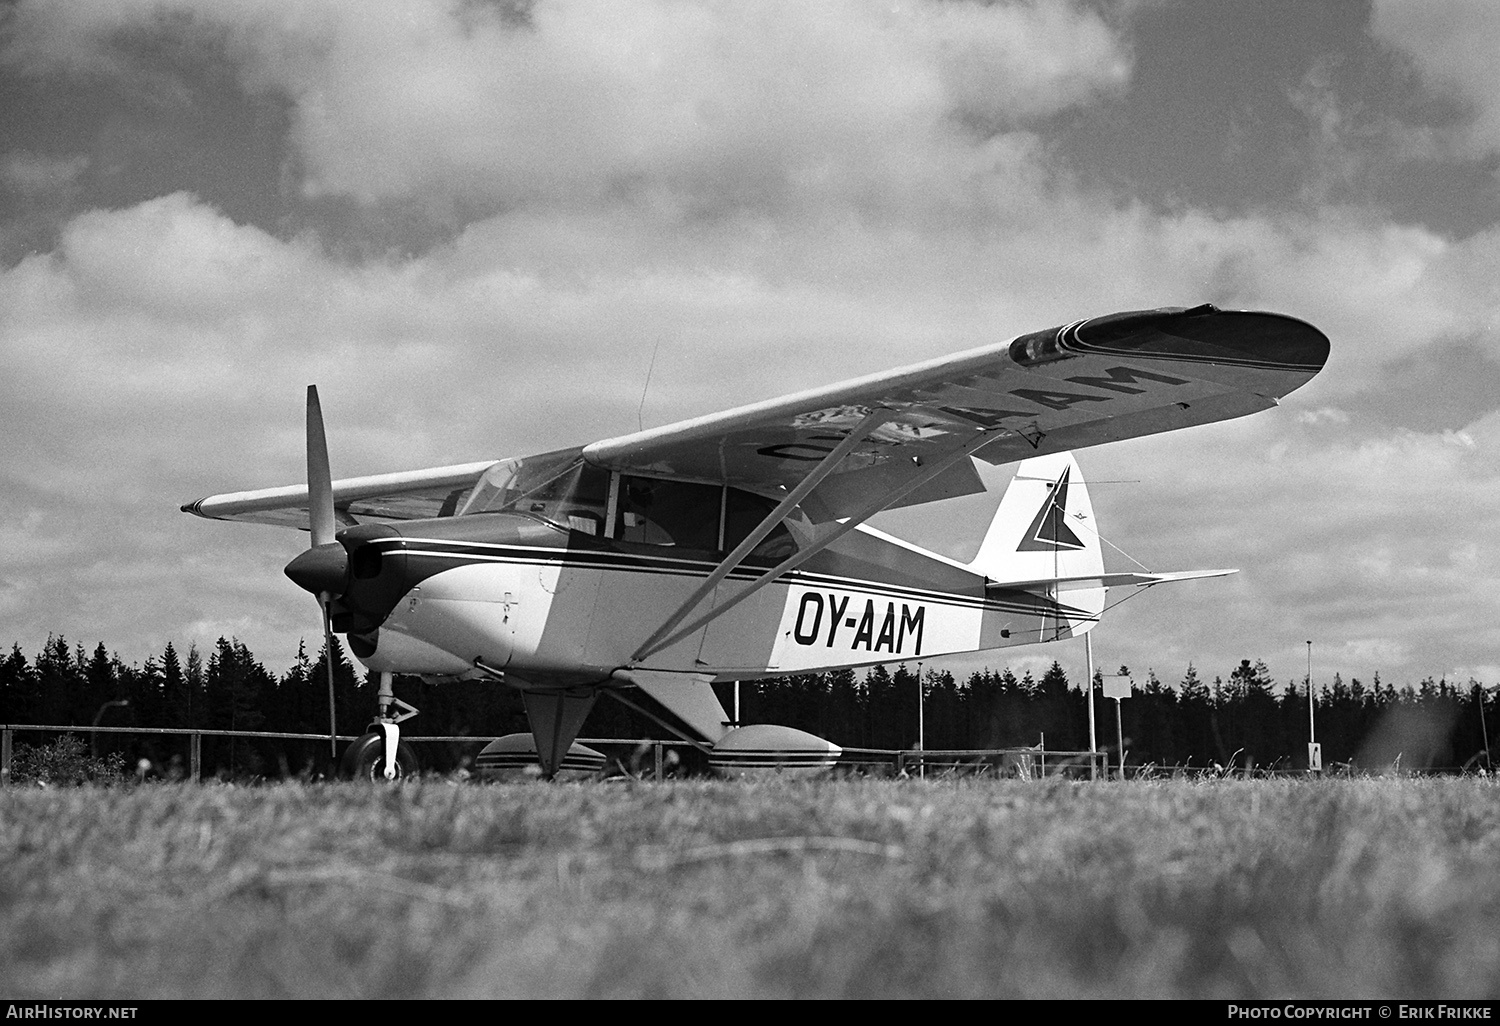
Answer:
284, 385, 349, 760
307, 384, 335, 548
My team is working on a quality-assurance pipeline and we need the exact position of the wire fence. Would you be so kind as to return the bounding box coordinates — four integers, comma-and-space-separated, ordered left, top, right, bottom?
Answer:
0, 722, 1109, 784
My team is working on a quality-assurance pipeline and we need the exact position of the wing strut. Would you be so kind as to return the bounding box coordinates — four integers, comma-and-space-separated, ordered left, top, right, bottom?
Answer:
632, 428, 998, 661
629, 408, 898, 660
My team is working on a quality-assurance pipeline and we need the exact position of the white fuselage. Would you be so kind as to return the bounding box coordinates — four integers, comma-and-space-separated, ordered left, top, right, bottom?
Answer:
357, 533, 1099, 684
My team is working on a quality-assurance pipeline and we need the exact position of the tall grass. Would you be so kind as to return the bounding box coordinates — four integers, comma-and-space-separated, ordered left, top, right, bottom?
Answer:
2, 777, 1497, 998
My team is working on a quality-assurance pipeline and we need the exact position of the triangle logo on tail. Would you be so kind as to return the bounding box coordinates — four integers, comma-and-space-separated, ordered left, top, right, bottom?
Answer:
1016, 467, 1085, 552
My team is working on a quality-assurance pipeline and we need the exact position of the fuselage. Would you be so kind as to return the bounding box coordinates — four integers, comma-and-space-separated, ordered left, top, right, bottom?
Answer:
332, 509, 1097, 687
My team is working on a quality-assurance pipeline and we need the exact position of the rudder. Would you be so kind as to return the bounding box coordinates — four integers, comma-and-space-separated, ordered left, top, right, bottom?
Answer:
967, 452, 1105, 635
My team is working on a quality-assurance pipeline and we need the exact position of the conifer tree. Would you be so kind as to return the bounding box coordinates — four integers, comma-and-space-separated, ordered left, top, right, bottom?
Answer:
825, 667, 860, 747
185, 644, 204, 729
1134, 669, 1178, 765
84, 642, 115, 715
864, 665, 897, 749
206, 637, 272, 775
1037, 661, 1076, 749
161, 642, 187, 728
35, 635, 81, 724
0, 644, 37, 723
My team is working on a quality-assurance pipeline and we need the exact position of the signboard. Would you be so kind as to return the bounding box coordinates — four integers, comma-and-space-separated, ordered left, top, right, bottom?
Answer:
1102, 676, 1132, 701
1308, 742, 1323, 773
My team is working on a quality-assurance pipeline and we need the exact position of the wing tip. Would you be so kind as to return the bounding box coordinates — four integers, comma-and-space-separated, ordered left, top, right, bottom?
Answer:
1141, 568, 1239, 585
1067, 306, 1330, 374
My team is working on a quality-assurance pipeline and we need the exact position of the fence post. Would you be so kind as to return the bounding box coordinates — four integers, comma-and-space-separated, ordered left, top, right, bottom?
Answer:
190, 732, 201, 784
1, 728, 11, 787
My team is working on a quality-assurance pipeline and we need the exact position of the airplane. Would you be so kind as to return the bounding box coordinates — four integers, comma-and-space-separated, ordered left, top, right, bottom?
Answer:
182, 303, 1329, 780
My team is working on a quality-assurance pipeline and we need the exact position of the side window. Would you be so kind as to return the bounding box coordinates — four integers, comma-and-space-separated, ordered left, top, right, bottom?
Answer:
615, 477, 720, 550
724, 488, 797, 563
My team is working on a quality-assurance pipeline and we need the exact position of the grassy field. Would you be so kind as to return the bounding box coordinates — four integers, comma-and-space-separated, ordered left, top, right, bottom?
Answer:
2, 775, 1498, 999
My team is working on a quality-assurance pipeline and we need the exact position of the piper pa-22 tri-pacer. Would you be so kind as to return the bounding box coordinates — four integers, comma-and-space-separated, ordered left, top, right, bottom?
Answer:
183, 304, 1328, 779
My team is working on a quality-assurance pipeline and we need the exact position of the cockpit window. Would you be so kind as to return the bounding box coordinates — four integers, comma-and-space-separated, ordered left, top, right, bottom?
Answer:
725, 488, 797, 562
615, 476, 720, 550
458, 449, 609, 535
461, 453, 801, 558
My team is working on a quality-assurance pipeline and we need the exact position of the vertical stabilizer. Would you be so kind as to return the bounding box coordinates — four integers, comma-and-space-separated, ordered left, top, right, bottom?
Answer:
968, 452, 1105, 635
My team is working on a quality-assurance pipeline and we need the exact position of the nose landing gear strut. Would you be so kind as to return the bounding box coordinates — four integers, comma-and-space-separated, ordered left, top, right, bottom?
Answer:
341, 671, 420, 781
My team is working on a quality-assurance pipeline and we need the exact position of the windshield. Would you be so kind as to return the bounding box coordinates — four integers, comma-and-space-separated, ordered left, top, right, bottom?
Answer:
458, 448, 610, 535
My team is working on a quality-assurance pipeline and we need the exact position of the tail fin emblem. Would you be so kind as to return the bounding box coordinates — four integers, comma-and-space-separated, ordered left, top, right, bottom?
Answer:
1017, 467, 1085, 552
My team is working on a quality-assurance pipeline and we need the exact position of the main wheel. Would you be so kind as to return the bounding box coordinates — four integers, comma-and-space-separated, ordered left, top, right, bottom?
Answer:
340, 731, 419, 781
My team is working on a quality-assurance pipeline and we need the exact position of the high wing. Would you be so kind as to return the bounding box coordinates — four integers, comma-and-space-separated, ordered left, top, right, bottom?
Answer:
182, 462, 496, 529
584, 304, 1327, 520
183, 305, 1327, 529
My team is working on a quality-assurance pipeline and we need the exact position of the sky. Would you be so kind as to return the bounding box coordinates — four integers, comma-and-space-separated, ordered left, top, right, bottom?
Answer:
3, 0, 1499, 697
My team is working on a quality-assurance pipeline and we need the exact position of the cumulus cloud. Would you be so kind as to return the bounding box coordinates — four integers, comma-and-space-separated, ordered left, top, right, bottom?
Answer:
0, 150, 87, 194
1370, 0, 1500, 156
5, 0, 1131, 216
1083, 403, 1500, 686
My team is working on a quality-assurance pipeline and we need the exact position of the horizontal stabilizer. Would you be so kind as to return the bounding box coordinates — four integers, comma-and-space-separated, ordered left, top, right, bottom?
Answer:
987, 568, 1237, 591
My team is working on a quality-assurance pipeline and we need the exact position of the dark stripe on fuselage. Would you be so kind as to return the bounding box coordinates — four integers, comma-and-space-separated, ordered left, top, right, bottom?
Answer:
367, 538, 1086, 617
332, 512, 1088, 637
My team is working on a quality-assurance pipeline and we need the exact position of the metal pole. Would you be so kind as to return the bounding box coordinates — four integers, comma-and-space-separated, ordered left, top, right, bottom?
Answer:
1307, 640, 1315, 745
1306, 639, 1321, 774
324, 608, 338, 759
733, 680, 740, 728
1480, 683, 1492, 770
1115, 697, 1125, 780
917, 661, 925, 781
91, 699, 129, 759
1085, 633, 1097, 781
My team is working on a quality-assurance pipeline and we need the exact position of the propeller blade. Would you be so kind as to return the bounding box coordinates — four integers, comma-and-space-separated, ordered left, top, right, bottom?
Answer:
306, 386, 340, 763
307, 385, 335, 548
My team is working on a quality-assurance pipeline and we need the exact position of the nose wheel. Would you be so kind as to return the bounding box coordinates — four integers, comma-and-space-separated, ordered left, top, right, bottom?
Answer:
341, 729, 420, 781
340, 671, 421, 781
